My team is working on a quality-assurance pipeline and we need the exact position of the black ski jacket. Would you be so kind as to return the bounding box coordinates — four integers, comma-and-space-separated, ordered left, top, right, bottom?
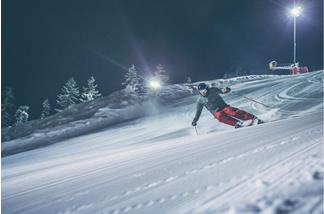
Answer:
193, 87, 229, 123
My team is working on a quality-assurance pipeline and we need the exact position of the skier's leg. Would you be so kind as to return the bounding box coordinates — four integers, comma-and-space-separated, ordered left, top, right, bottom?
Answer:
223, 106, 256, 121
214, 111, 239, 126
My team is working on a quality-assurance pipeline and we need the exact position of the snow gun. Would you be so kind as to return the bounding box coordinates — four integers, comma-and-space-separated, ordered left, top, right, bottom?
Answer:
269, 61, 309, 75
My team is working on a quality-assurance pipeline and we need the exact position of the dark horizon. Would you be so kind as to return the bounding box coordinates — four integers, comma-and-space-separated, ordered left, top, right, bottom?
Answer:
2, 0, 323, 119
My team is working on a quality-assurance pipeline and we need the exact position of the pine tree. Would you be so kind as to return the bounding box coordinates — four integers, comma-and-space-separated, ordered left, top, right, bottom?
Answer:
122, 65, 144, 95
155, 64, 170, 85
41, 99, 51, 119
80, 76, 102, 102
56, 77, 80, 111
1, 87, 15, 127
14, 105, 29, 125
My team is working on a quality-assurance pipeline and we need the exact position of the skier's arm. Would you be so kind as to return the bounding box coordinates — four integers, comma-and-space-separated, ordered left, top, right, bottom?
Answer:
192, 102, 204, 125
212, 87, 230, 94
220, 87, 231, 94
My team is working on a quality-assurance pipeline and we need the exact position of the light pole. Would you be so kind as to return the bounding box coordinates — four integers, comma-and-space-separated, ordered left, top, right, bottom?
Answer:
290, 6, 302, 65
268, 5, 308, 74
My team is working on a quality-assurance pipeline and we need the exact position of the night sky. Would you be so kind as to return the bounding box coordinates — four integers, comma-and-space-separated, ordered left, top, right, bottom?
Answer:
3, 0, 323, 119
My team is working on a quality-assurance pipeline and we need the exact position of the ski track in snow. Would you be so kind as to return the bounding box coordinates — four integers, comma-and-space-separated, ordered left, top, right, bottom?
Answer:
2, 71, 324, 214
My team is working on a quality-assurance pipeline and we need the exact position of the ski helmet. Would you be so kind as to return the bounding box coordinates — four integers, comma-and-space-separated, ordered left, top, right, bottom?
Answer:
198, 83, 208, 90
198, 83, 208, 96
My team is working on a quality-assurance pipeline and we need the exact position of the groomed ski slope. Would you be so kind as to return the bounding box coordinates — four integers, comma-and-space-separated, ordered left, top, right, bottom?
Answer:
2, 71, 323, 214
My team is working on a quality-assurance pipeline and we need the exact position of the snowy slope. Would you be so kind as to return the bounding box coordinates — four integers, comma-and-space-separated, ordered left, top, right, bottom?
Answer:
2, 71, 323, 214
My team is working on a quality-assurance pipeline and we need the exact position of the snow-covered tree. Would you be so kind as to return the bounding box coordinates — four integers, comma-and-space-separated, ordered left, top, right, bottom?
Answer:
186, 77, 192, 83
56, 77, 80, 111
122, 65, 144, 95
40, 99, 51, 119
80, 76, 102, 102
155, 64, 170, 85
14, 105, 29, 125
1, 87, 15, 127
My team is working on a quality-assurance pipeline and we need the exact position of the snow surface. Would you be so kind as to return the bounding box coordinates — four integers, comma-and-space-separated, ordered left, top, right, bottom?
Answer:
2, 71, 324, 214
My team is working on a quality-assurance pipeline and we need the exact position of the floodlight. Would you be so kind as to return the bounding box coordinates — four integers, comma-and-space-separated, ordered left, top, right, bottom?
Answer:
149, 80, 161, 89
291, 6, 302, 17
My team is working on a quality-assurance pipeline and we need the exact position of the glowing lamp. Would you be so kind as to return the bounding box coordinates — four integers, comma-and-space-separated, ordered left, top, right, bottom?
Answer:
291, 6, 302, 17
149, 80, 161, 89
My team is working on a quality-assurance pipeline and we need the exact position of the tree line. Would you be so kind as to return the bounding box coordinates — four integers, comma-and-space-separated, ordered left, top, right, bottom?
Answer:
1, 64, 179, 128
1, 76, 101, 128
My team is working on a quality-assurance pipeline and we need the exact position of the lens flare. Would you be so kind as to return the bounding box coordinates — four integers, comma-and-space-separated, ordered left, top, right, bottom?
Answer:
149, 80, 161, 89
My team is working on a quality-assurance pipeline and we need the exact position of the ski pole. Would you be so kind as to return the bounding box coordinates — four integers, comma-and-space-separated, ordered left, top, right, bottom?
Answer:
194, 126, 198, 136
231, 92, 272, 109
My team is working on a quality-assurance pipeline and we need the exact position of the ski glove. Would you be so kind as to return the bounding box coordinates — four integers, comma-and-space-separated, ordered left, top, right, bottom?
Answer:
223, 87, 231, 93
192, 120, 197, 126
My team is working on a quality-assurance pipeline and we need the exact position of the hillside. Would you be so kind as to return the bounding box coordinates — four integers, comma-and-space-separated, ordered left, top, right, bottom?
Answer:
2, 71, 323, 213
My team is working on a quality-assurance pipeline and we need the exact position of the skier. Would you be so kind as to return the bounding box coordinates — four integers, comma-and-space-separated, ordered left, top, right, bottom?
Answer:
192, 83, 263, 128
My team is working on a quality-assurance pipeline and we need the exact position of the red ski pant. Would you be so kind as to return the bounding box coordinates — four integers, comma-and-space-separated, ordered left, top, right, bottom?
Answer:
213, 106, 256, 126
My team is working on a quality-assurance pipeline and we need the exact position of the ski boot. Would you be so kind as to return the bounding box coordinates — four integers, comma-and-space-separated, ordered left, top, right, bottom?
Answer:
235, 119, 253, 128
